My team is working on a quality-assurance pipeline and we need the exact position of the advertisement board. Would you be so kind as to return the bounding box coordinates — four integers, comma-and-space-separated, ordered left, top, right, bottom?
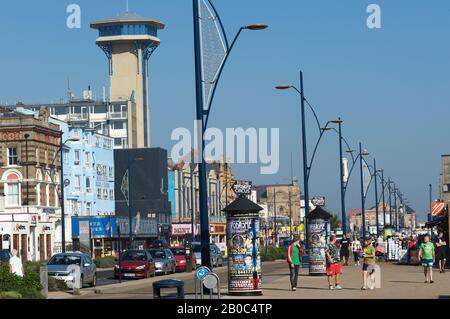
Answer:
227, 212, 262, 295
307, 218, 330, 275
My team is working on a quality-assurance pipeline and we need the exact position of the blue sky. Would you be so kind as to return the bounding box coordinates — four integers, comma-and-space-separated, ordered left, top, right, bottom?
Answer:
1, 0, 449, 221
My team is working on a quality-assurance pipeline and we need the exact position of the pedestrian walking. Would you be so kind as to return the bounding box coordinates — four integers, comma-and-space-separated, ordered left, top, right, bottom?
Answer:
287, 234, 303, 291
435, 232, 447, 274
340, 234, 350, 266
418, 234, 435, 284
9, 249, 24, 277
361, 239, 376, 290
325, 235, 343, 290
351, 236, 362, 266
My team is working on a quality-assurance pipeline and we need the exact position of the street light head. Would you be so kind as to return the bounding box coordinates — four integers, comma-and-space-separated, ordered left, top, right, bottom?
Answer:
244, 24, 268, 30
320, 127, 332, 132
362, 149, 370, 156
24, 133, 30, 139
346, 149, 355, 154
69, 137, 80, 142
275, 85, 291, 90
331, 118, 343, 124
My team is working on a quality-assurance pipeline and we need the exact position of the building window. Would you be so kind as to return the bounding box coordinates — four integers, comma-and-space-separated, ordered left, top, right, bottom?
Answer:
85, 152, 91, 168
109, 189, 114, 200
97, 188, 102, 199
103, 189, 108, 200
7, 147, 18, 166
74, 150, 80, 166
6, 173, 20, 206
86, 202, 92, 216
114, 138, 122, 147
74, 175, 81, 192
86, 177, 91, 193
108, 167, 113, 178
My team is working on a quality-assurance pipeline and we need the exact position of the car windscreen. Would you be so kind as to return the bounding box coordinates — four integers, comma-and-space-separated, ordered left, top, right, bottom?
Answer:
149, 250, 165, 259
48, 255, 82, 266
171, 249, 185, 256
192, 244, 201, 253
121, 251, 147, 261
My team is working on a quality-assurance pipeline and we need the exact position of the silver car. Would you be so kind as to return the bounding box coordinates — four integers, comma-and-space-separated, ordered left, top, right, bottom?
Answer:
148, 249, 176, 275
192, 242, 224, 268
47, 252, 97, 287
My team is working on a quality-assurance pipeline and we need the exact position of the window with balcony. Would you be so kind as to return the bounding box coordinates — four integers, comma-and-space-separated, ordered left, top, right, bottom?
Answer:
86, 202, 92, 216
85, 152, 91, 168
86, 177, 91, 193
97, 188, 102, 199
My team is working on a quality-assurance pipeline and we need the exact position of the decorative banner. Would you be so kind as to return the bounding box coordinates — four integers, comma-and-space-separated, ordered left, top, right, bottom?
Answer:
307, 219, 330, 275
227, 212, 261, 294
431, 201, 446, 217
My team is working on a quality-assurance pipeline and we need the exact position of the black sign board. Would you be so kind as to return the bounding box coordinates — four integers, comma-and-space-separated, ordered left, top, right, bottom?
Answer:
311, 196, 326, 207
232, 180, 252, 196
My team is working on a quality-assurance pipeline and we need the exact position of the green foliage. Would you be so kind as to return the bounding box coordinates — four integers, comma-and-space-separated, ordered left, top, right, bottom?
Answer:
261, 246, 287, 262
94, 256, 116, 268
0, 262, 44, 299
48, 277, 69, 292
0, 291, 22, 299
330, 214, 341, 231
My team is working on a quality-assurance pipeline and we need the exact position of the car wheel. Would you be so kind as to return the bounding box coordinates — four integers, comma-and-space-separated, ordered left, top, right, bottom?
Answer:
164, 266, 168, 275
145, 269, 150, 278
80, 275, 84, 288
89, 274, 97, 287
172, 265, 176, 274
151, 270, 156, 277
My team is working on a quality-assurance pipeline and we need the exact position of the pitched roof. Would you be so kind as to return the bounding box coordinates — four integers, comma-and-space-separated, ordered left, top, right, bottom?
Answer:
222, 197, 263, 213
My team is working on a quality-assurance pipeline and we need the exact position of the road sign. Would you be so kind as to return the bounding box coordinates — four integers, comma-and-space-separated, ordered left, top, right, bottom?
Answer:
203, 274, 218, 289
196, 266, 210, 281
311, 196, 326, 207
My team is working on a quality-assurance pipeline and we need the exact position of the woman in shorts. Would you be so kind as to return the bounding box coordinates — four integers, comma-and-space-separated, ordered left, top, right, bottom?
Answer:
361, 239, 376, 290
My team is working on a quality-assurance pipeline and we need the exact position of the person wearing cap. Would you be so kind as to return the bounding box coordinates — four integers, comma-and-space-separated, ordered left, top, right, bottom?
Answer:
287, 234, 304, 291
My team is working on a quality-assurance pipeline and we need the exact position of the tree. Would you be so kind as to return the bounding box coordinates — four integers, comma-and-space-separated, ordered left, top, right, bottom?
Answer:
330, 214, 342, 231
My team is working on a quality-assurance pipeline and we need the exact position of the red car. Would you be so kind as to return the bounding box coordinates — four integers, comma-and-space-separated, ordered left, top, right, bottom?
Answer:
170, 247, 197, 272
114, 250, 156, 279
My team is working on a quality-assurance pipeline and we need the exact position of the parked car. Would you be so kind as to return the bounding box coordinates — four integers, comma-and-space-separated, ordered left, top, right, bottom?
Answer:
148, 248, 176, 275
47, 252, 97, 287
192, 242, 224, 268
0, 249, 12, 266
170, 247, 197, 272
114, 250, 156, 279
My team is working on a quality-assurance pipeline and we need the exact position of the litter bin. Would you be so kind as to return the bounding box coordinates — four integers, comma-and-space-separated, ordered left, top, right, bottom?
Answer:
153, 279, 184, 299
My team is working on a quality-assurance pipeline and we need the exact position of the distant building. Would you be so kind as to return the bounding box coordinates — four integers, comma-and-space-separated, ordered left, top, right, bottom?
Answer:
254, 181, 302, 227
0, 106, 61, 261
440, 154, 450, 203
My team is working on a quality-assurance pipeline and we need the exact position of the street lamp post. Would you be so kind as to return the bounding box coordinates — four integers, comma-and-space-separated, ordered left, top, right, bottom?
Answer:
373, 159, 380, 237
358, 143, 370, 239
381, 170, 386, 229
388, 179, 393, 227
334, 118, 346, 234
24, 133, 30, 214
59, 131, 66, 253
428, 184, 432, 223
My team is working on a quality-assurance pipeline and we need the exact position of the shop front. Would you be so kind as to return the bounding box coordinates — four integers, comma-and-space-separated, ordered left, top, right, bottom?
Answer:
0, 212, 54, 262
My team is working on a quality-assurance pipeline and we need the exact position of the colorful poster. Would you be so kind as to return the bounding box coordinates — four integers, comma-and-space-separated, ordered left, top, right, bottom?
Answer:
227, 212, 262, 294
307, 219, 329, 275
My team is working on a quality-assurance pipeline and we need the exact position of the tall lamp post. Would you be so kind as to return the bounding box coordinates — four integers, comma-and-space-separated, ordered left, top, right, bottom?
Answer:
50, 131, 79, 253
193, 0, 267, 269
428, 184, 432, 223
24, 134, 30, 214
333, 118, 347, 234
358, 143, 370, 239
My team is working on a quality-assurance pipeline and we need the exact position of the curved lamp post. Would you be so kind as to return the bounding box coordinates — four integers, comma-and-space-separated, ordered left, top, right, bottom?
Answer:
193, 0, 268, 269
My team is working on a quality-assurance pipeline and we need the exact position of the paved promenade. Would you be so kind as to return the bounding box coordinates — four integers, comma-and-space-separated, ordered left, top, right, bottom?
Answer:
49, 261, 450, 299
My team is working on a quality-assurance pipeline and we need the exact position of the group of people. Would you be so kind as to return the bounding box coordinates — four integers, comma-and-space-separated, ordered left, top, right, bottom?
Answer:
286, 231, 448, 291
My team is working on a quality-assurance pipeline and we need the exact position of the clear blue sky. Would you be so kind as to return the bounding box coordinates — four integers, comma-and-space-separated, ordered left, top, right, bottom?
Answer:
1, 0, 449, 221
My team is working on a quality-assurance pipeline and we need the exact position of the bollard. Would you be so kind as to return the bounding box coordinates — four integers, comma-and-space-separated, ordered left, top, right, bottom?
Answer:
40, 264, 48, 298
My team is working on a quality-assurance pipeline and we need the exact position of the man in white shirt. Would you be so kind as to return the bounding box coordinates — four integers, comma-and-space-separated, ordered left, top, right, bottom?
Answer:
9, 249, 24, 277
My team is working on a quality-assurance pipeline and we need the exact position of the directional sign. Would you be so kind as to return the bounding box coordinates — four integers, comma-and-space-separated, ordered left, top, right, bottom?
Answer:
196, 266, 211, 281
